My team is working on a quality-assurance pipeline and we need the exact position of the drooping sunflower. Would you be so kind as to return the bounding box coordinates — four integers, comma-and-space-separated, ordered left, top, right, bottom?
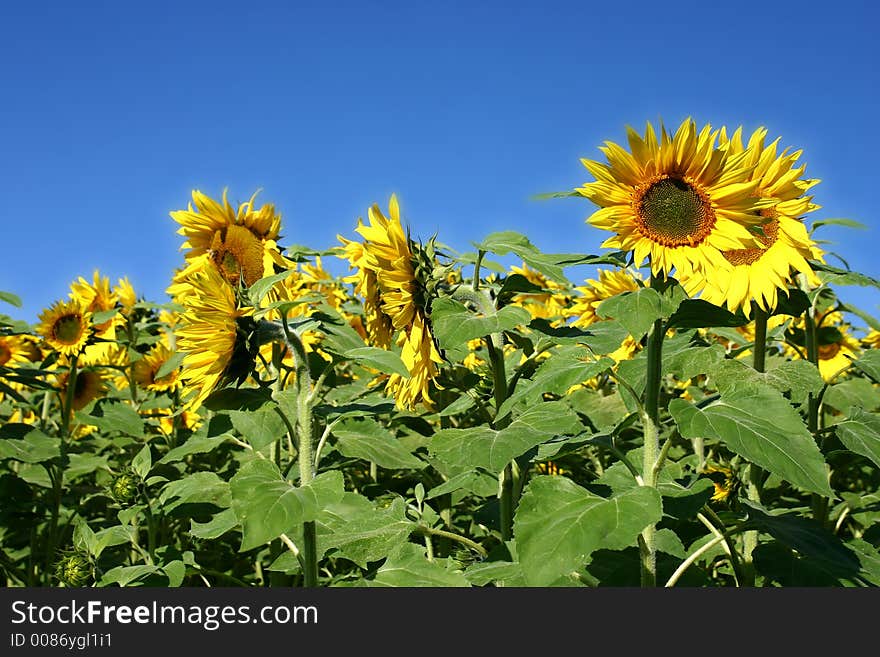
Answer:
337, 195, 444, 409
69, 270, 120, 338
175, 264, 257, 410
36, 299, 92, 357
862, 329, 880, 350
576, 118, 770, 287
0, 335, 37, 368
692, 127, 822, 315
171, 189, 288, 289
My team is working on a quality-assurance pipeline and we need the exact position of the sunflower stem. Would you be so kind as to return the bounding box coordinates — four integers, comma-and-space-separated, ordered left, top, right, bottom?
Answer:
280, 315, 319, 587
640, 272, 666, 588
742, 302, 769, 586
804, 310, 829, 526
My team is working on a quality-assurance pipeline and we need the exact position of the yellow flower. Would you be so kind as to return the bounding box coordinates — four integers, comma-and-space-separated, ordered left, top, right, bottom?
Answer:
785, 310, 861, 381
132, 341, 181, 393
692, 127, 822, 315
507, 264, 571, 321
576, 118, 769, 287
171, 189, 287, 289
175, 264, 255, 410
56, 366, 108, 411
156, 408, 202, 435
69, 270, 120, 339
704, 465, 738, 504
568, 268, 642, 328
37, 300, 92, 357
338, 195, 443, 409
114, 277, 138, 315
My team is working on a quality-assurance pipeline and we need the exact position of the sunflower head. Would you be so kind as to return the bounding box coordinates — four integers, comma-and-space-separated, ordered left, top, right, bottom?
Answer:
577, 118, 769, 287
567, 268, 643, 328
338, 195, 444, 409
132, 341, 182, 393
703, 465, 740, 505
57, 366, 108, 411
37, 300, 92, 357
175, 264, 258, 410
69, 270, 120, 338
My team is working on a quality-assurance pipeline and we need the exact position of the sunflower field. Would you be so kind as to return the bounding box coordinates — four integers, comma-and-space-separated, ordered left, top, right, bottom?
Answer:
3, 118, 880, 588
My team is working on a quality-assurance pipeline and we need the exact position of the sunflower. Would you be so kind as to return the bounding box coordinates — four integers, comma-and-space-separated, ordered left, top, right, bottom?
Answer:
337, 195, 443, 409
114, 277, 138, 315
56, 366, 108, 411
171, 189, 287, 289
691, 127, 821, 315
507, 263, 572, 322
156, 408, 203, 436
175, 264, 256, 410
36, 300, 92, 357
69, 270, 120, 338
703, 465, 739, 504
576, 118, 770, 287
785, 309, 861, 381
132, 341, 181, 393
861, 329, 880, 350
0, 335, 37, 368
568, 268, 642, 328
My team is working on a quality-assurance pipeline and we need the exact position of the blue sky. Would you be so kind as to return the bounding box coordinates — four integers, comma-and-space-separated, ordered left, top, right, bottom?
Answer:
1, 0, 878, 329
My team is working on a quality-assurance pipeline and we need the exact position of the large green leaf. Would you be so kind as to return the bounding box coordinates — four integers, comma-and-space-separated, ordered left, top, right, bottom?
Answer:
77, 401, 145, 438
514, 476, 663, 586
334, 419, 424, 470
669, 389, 833, 497
189, 508, 239, 540
834, 408, 880, 470
228, 406, 287, 451
852, 350, 880, 384
0, 428, 59, 464
824, 378, 880, 413
362, 543, 470, 587
667, 299, 748, 329
318, 495, 416, 568
160, 472, 231, 513
342, 347, 410, 379
430, 401, 582, 474
431, 297, 531, 349
596, 287, 679, 338
230, 460, 344, 551
158, 433, 231, 464
709, 358, 823, 404
499, 347, 613, 416
0, 290, 22, 307
744, 501, 862, 582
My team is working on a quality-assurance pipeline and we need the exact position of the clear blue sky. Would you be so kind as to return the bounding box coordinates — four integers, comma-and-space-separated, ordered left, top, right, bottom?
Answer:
2, 0, 878, 329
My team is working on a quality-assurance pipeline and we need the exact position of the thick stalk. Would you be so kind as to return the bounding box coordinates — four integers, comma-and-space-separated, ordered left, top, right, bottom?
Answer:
804, 310, 828, 525
640, 273, 665, 587
742, 303, 768, 586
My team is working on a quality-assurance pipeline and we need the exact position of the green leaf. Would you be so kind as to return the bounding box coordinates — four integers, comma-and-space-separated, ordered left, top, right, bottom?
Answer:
709, 358, 823, 404
189, 508, 239, 540
230, 461, 345, 551
464, 561, 526, 586
342, 347, 410, 379
852, 350, 880, 384
597, 287, 679, 338
0, 429, 59, 464
667, 299, 748, 329
824, 378, 880, 413
228, 406, 287, 451
154, 351, 185, 380
93, 526, 135, 558
248, 270, 294, 304
334, 419, 425, 470
664, 344, 726, 380
132, 444, 152, 479
364, 543, 470, 587
159, 472, 231, 513
669, 390, 833, 497
424, 469, 498, 499
431, 298, 531, 349
834, 408, 880, 470
812, 217, 868, 231
318, 495, 416, 568
91, 308, 120, 326
744, 501, 861, 581
158, 433, 230, 464
65, 453, 110, 481
499, 347, 614, 416
0, 291, 23, 308
77, 401, 145, 438
202, 386, 273, 412
514, 476, 662, 586
430, 401, 582, 474
99, 565, 162, 587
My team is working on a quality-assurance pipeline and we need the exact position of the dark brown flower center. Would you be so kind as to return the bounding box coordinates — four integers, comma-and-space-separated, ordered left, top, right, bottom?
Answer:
53, 314, 85, 345
636, 177, 715, 247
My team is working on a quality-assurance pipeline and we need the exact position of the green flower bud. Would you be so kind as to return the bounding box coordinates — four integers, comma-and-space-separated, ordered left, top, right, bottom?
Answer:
55, 554, 92, 587
110, 472, 140, 504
